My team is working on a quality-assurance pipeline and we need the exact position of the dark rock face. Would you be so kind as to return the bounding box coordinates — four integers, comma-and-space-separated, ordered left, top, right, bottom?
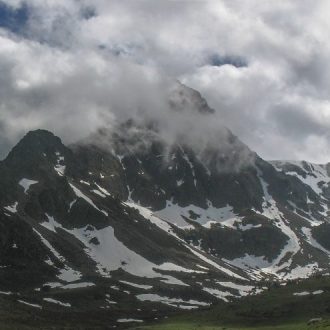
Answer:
312, 224, 330, 251
0, 213, 47, 266
75, 125, 265, 213
4, 130, 72, 177
178, 213, 289, 262
0, 212, 56, 290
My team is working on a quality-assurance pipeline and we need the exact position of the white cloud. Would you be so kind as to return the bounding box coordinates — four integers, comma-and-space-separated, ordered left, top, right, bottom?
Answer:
0, 0, 330, 163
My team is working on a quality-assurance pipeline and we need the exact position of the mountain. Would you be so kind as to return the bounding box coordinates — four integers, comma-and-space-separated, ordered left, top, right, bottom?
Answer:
1, 86, 330, 328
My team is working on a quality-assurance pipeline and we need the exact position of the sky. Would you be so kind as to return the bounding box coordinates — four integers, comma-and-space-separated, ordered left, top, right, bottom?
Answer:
0, 0, 330, 163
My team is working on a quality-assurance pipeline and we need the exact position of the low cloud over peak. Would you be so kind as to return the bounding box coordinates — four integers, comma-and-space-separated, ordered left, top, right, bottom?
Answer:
0, 1, 330, 163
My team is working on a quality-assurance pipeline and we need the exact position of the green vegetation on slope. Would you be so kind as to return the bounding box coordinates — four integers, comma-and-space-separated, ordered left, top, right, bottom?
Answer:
137, 322, 330, 330
133, 275, 330, 330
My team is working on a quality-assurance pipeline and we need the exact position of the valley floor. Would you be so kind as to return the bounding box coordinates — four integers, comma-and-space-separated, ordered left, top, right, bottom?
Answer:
136, 322, 330, 330
1, 275, 330, 329
132, 275, 330, 330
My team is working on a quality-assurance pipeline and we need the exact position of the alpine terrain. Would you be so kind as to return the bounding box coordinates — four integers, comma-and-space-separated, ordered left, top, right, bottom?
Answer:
1, 84, 330, 328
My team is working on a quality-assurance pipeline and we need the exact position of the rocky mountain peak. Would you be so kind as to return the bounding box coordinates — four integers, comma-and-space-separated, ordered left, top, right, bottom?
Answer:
5, 130, 67, 162
3, 129, 72, 178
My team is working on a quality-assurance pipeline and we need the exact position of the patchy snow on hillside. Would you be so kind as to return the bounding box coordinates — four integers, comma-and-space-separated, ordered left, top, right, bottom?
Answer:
126, 201, 247, 280
293, 290, 324, 296
4, 202, 18, 213
64, 224, 189, 286
40, 213, 62, 233
69, 183, 108, 216
95, 183, 111, 196
0, 291, 12, 295
117, 318, 144, 323
38, 207, 193, 288
119, 281, 152, 290
202, 287, 234, 302
57, 268, 82, 283
226, 253, 319, 281
18, 300, 42, 309
293, 291, 310, 296
33, 229, 66, 264
272, 161, 329, 195
61, 282, 95, 289
155, 263, 206, 274
313, 290, 324, 295
155, 200, 241, 228
33, 228, 82, 283
224, 254, 271, 271
253, 167, 301, 275
125, 202, 182, 241
43, 298, 71, 307
302, 227, 330, 255
136, 293, 209, 309
281, 263, 319, 280
186, 246, 246, 280
216, 281, 256, 296
91, 189, 107, 198
54, 152, 66, 176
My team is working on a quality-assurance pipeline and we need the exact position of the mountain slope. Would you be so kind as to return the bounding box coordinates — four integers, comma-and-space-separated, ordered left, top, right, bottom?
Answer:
1, 87, 330, 327
0, 130, 256, 327
71, 122, 330, 282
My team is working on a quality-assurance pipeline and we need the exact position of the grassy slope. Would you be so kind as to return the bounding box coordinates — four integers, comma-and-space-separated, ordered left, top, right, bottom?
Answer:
134, 275, 330, 330
1, 275, 330, 329
137, 323, 330, 330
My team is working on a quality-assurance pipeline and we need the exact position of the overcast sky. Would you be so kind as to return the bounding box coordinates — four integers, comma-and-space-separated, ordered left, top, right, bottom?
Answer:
0, 0, 330, 163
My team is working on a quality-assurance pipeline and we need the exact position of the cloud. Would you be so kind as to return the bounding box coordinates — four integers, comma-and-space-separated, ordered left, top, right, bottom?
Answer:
0, 0, 330, 164
180, 1, 330, 163
0, 32, 166, 154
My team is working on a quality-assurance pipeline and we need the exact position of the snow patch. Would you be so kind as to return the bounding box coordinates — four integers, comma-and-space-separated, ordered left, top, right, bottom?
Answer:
186, 246, 246, 280
216, 281, 256, 296
43, 298, 71, 307
18, 300, 42, 309
136, 293, 209, 309
61, 282, 95, 289
54, 152, 66, 176
282, 263, 318, 280
117, 319, 143, 323
293, 291, 310, 296
302, 227, 330, 255
69, 183, 108, 216
202, 287, 234, 302
156, 263, 206, 274
63, 224, 188, 286
119, 281, 152, 290
91, 189, 107, 198
33, 229, 82, 283
156, 200, 241, 228
19, 178, 38, 193
4, 202, 18, 213
0, 291, 12, 295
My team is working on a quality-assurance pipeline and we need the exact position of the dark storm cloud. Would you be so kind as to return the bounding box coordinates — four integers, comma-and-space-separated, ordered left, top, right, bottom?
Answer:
207, 54, 247, 68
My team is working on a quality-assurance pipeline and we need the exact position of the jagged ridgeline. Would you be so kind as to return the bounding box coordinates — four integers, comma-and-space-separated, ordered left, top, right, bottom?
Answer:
0, 84, 330, 327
